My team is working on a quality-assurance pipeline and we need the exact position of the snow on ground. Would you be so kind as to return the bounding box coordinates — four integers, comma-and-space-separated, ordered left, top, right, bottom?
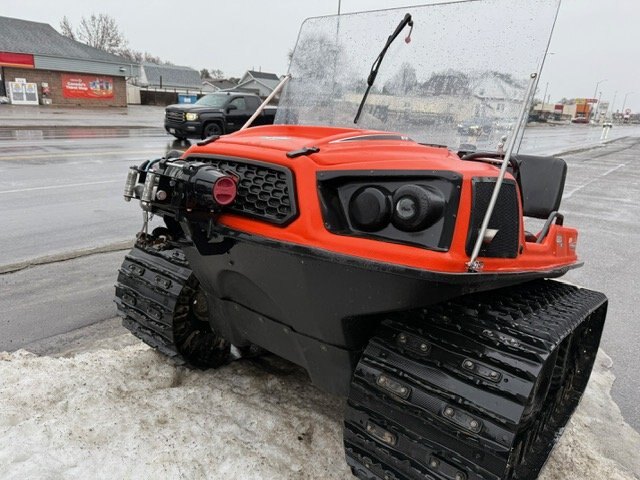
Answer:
0, 340, 638, 480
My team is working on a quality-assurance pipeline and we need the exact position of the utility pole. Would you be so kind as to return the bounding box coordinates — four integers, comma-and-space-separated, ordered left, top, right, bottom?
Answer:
595, 90, 603, 123
622, 91, 634, 122
591, 79, 607, 121
610, 91, 617, 121
338, 0, 341, 14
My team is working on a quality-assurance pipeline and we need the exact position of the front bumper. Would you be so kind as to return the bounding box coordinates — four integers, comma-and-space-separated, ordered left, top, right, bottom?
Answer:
164, 120, 204, 139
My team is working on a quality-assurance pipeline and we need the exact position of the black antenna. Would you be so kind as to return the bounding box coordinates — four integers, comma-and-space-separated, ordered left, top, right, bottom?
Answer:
354, 13, 413, 124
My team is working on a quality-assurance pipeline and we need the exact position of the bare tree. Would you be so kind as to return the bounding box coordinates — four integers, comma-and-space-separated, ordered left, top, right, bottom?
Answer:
59, 14, 127, 54
59, 16, 76, 40
210, 69, 225, 79
76, 14, 127, 53
200, 68, 211, 79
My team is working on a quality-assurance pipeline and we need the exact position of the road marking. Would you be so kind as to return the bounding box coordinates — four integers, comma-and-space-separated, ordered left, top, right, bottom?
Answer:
0, 179, 122, 195
0, 149, 162, 161
563, 163, 626, 199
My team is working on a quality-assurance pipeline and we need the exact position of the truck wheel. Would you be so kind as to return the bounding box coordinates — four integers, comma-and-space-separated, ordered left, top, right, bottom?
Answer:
203, 122, 223, 138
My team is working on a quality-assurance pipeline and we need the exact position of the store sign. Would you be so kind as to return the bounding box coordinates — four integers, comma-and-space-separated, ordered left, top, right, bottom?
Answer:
0, 52, 34, 68
62, 74, 114, 99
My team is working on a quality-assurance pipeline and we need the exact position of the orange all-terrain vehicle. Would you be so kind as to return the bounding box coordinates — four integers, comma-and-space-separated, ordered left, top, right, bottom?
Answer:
115, 1, 608, 479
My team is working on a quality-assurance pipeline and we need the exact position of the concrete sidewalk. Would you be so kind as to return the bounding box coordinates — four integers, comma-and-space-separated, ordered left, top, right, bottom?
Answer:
0, 104, 165, 128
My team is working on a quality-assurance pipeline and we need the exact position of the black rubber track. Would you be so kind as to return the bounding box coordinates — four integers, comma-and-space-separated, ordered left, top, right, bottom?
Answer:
115, 243, 230, 368
344, 279, 607, 480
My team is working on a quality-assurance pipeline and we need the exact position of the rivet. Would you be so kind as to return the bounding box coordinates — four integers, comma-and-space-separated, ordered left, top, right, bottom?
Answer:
399, 387, 407, 394
490, 371, 499, 378
420, 343, 429, 352
455, 473, 466, 480
366, 424, 373, 432
398, 334, 407, 344
429, 459, 439, 468
470, 420, 480, 429
378, 376, 388, 385
463, 360, 474, 369
444, 407, 454, 417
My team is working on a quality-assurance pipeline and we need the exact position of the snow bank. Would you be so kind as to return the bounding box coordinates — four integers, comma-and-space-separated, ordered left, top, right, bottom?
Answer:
0, 344, 638, 479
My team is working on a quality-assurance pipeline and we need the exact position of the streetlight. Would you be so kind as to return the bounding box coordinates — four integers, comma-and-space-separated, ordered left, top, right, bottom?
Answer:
621, 92, 634, 123
591, 79, 607, 121
622, 91, 634, 113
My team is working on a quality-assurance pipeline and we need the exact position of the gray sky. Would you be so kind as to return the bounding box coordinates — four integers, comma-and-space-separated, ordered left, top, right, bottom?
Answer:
3, 0, 639, 111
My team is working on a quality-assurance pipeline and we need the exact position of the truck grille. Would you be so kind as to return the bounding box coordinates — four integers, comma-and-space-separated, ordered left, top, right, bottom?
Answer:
188, 157, 297, 225
166, 111, 185, 123
465, 178, 520, 258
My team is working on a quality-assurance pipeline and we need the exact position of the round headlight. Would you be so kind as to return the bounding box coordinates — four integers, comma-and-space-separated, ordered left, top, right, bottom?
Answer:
348, 187, 391, 232
185, 112, 199, 121
391, 185, 445, 231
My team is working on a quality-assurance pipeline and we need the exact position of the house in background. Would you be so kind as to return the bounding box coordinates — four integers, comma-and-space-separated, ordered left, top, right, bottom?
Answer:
233, 70, 281, 98
135, 63, 202, 105
201, 78, 237, 93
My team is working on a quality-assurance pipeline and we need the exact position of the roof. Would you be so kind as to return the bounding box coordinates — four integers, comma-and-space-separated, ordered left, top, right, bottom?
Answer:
203, 79, 237, 90
142, 63, 201, 89
0, 15, 131, 64
246, 70, 279, 81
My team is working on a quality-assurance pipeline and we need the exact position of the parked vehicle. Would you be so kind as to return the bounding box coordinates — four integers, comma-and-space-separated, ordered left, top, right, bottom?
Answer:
116, 2, 607, 479
457, 117, 493, 136
164, 92, 277, 140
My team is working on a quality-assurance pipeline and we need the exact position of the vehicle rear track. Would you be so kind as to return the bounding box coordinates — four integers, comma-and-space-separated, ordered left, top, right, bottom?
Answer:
344, 280, 607, 480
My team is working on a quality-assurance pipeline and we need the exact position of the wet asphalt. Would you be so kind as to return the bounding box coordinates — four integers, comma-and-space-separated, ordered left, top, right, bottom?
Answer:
0, 125, 638, 430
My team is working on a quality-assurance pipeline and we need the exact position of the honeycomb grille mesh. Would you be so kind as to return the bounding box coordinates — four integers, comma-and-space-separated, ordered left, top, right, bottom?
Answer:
191, 157, 296, 224
466, 179, 520, 258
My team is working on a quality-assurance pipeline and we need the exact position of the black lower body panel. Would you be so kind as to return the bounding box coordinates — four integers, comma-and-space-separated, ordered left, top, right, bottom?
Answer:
182, 227, 577, 351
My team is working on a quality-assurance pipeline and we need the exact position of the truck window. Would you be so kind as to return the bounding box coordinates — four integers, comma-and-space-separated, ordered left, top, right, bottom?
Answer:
229, 97, 247, 111
246, 96, 260, 111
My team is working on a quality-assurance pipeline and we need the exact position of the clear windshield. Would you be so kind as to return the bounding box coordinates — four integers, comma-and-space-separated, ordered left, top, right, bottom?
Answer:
276, 0, 560, 151
195, 94, 228, 108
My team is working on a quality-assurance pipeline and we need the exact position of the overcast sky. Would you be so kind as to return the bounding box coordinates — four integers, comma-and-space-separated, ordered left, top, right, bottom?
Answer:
3, 0, 639, 111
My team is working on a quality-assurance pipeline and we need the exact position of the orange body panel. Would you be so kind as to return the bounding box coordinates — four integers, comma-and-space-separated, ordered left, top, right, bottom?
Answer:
183, 125, 578, 274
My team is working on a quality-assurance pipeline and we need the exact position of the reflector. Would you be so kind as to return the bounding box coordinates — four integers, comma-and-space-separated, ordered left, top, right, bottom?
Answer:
212, 177, 237, 206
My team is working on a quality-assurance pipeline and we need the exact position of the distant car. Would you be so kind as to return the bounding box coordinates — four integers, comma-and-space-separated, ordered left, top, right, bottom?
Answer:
457, 118, 492, 136
571, 117, 589, 124
164, 92, 277, 140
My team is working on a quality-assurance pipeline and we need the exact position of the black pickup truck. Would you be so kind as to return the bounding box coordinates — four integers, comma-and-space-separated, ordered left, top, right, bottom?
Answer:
164, 92, 277, 140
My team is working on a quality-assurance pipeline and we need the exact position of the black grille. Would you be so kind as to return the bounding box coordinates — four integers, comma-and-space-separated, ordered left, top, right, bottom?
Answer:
466, 179, 520, 258
189, 157, 297, 225
166, 111, 185, 123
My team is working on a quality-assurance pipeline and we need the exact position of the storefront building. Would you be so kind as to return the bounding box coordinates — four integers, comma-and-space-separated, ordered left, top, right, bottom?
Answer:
0, 16, 139, 107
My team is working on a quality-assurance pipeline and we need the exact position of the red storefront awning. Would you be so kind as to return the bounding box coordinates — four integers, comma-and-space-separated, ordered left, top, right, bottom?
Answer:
0, 52, 35, 68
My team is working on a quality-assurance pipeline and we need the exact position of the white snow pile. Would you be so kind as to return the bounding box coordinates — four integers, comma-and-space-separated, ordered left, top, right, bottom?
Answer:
0, 344, 638, 480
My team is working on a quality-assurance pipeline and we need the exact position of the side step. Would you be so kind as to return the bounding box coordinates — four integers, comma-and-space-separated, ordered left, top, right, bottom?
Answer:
344, 279, 607, 480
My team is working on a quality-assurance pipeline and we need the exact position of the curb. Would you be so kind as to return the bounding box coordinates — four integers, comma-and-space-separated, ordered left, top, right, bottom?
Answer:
0, 240, 134, 275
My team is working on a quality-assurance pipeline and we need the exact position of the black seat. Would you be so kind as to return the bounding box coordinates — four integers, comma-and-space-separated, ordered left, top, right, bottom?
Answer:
511, 154, 567, 219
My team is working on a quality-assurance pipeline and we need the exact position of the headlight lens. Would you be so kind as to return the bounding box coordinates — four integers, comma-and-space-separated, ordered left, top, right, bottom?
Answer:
317, 171, 462, 252
391, 185, 445, 232
185, 112, 199, 121
348, 187, 391, 232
